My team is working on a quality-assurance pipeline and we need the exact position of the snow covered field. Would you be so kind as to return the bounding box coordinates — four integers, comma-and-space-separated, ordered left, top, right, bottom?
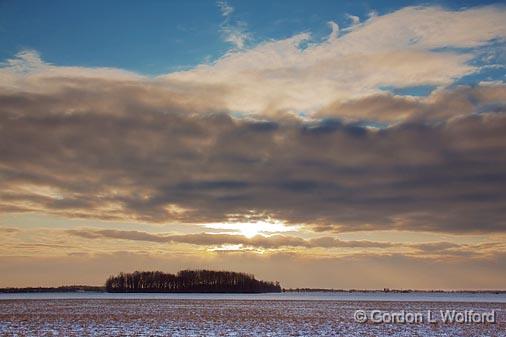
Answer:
0, 296, 504, 336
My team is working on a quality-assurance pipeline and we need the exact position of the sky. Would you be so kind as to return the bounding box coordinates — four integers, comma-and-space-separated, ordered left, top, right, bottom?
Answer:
0, 0, 505, 289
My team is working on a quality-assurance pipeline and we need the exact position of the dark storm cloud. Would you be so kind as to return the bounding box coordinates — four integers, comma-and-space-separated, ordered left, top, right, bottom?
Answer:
1, 78, 505, 233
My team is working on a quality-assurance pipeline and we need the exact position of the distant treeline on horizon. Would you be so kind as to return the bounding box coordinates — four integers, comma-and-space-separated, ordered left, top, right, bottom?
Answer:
0, 285, 104, 293
283, 288, 506, 294
105, 270, 282, 293
1, 284, 504, 294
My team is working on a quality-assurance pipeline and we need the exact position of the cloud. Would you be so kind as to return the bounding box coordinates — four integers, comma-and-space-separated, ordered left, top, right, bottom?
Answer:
342, 14, 360, 32
1, 6, 505, 235
0, 66, 505, 233
0, 50, 143, 92
216, 0, 250, 49
63, 228, 506, 261
220, 22, 250, 49
65, 228, 399, 249
317, 84, 506, 122
166, 5, 506, 114
217, 0, 234, 17
327, 21, 339, 40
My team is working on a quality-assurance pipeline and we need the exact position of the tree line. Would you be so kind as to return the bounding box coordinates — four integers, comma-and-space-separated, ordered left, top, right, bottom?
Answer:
0, 286, 104, 293
105, 270, 282, 293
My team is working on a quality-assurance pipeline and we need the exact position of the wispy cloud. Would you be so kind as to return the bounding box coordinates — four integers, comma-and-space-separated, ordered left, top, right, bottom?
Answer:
327, 21, 340, 40
216, 0, 250, 49
64, 228, 506, 260
65, 228, 400, 249
342, 14, 360, 32
169, 5, 506, 114
217, 0, 234, 17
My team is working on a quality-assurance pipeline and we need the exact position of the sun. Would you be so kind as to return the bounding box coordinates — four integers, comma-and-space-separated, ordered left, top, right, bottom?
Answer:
204, 220, 297, 238
239, 225, 260, 238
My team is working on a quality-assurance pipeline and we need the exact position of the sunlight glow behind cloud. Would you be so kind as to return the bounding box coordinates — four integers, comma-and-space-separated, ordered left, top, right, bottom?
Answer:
204, 220, 298, 238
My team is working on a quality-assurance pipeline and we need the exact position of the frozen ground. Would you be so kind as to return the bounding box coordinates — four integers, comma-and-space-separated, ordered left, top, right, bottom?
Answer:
0, 298, 504, 336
